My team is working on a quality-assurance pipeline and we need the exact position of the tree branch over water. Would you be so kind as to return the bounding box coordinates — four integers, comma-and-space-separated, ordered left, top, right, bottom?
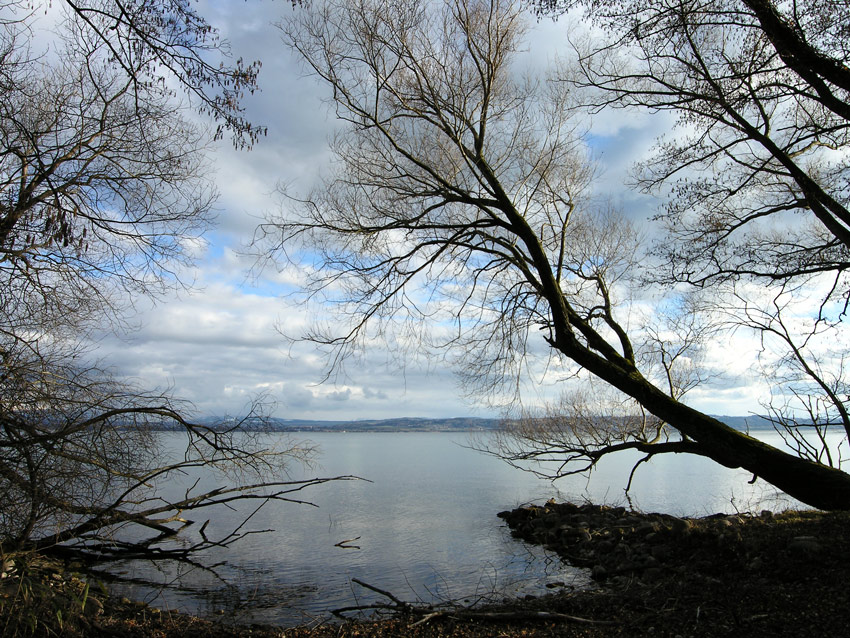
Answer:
263, 0, 850, 510
0, 0, 350, 570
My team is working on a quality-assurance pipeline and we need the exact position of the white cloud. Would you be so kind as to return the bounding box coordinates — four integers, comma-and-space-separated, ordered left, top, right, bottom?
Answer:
94, 266, 478, 419
87, 2, 787, 421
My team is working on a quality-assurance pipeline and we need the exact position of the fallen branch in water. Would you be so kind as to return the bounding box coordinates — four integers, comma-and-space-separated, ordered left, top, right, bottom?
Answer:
351, 578, 411, 608
335, 536, 361, 549
331, 578, 413, 618
332, 578, 616, 627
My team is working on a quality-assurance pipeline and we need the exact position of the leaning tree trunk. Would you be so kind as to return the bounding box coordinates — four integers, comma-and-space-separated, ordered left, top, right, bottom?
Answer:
555, 330, 850, 511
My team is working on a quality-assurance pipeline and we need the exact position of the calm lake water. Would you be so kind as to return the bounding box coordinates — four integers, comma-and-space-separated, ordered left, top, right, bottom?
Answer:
108, 430, 824, 625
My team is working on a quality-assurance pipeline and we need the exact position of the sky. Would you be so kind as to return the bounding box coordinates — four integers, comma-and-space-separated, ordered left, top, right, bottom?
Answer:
86, 1, 773, 421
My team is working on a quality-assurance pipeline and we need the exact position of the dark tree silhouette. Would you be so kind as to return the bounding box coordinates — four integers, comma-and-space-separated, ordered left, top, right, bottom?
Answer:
0, 0, 343, 564
264, 0, 850, 510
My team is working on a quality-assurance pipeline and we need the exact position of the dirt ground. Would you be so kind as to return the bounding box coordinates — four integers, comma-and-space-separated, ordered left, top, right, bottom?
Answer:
3, 505, 848, 637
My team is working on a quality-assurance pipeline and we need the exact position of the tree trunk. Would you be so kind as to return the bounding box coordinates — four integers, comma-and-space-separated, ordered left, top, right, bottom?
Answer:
642, 385, 850, 511
557, 332, 850, 511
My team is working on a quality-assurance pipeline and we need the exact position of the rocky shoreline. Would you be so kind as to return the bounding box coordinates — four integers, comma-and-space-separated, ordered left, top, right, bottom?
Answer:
498, 501, 824, 585
3, 502, 848, 636
496, 501, 847, 636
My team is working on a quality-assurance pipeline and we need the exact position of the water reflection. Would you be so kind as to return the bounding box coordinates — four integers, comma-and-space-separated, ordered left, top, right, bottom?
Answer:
107, 432, 585, 625
104, 430, 832, 625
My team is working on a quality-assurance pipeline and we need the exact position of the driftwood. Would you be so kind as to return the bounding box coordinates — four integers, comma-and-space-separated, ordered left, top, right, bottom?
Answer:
332, 578, 616, 627
334, 536, 362, 549
332, 578, 412, 618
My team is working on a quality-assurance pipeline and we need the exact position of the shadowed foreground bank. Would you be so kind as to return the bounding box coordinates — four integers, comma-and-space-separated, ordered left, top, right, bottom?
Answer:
3, 504, 848, 637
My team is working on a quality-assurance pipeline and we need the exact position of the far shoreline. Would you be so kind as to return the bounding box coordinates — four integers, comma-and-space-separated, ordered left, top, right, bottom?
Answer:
146, 414, 789, 434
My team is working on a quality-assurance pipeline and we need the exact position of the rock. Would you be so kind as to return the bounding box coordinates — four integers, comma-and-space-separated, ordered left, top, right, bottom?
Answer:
651, 544, 672, 562
669, 517, 692, 535
788, 536, 822, 557
596, 539, 615, 554
591, 564, 609, 580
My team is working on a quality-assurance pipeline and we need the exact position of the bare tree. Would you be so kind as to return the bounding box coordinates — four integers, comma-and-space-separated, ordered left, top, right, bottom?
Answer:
540, 0, 850, 289
55, 0, 293, 147
1, 21, 215, 320
0, 0, 347, 567
491, 381, 679, 479
532, 0, 850, 474
264, 0, 850, 510
0, 335, 347, 564
735, 284, 850, 467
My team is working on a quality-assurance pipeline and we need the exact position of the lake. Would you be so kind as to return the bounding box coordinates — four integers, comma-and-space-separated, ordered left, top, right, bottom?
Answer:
107, 430, 819, 625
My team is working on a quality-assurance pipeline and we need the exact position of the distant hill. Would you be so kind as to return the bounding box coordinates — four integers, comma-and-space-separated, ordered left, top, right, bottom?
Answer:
715, 415, 775, 431
715, 415, 820, 431
185, 416, 501, 433
258, 416, 501, 432
171, 414, 788, 433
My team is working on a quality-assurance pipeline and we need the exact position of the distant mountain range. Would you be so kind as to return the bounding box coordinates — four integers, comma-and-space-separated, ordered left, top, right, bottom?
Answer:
716, 415, 779, 431
216, 416, 501, 432
182, 414, 784, 433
